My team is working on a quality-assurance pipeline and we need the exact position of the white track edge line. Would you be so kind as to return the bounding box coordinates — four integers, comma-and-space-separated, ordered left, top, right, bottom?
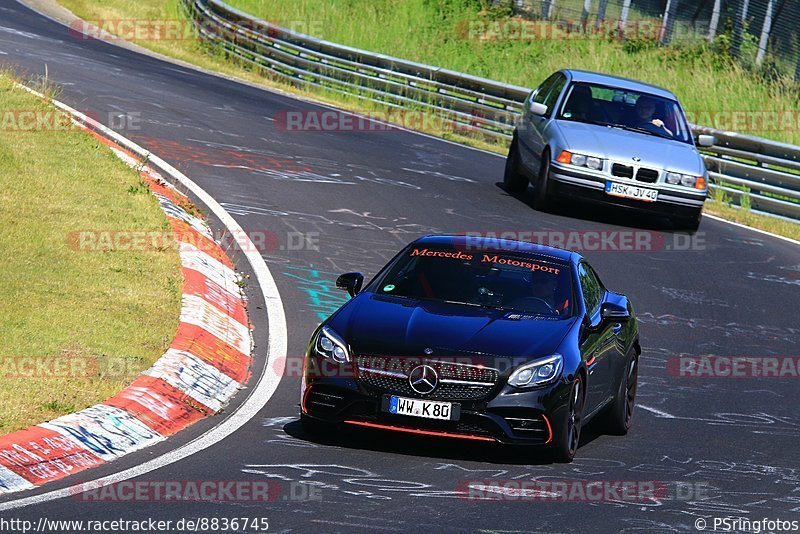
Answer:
0, 85, 288, 511
704, 213, 800, 246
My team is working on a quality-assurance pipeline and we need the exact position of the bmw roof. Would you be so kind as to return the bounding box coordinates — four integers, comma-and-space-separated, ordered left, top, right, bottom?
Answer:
414, 235, 579, 263
562, 69, 678, 101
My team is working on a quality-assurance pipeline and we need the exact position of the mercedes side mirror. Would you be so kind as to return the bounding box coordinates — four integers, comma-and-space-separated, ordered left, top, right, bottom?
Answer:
336, 272, 364, 298
601, 301, 630, 322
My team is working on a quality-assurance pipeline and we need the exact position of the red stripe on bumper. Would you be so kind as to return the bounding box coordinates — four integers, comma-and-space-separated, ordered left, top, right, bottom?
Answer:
344, 420, 496, 442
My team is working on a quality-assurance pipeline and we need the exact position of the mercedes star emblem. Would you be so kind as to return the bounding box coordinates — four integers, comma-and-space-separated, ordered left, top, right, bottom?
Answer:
424, 347, 434, 355
408, 365, 438, 395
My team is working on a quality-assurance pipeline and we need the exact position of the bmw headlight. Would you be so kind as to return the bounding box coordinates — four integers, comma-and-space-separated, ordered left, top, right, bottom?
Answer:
557, 151, 604, 171
585, 156, 602, 170
571, 153, 586, 167
508, 354, 563, 388
315, 326, 350, 363
666, 171, 706, 190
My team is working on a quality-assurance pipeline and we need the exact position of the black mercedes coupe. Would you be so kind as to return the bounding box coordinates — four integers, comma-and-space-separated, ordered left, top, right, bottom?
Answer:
300, 235, 641, 462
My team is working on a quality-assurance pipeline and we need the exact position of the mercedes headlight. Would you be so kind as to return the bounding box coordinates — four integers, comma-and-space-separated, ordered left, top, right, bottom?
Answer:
315, 326, 350, 363
508, 354, 563, 388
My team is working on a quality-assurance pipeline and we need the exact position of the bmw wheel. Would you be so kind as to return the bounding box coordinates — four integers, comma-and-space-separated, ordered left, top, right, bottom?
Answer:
681, 208, 702, 233
503, 137, 528, 194
533, 148, 551, 211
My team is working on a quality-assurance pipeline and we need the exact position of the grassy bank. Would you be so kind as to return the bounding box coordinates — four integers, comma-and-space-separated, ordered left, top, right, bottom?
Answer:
229, 0, 800, 145
54, 0, 800, 240
0, 72, 181, 434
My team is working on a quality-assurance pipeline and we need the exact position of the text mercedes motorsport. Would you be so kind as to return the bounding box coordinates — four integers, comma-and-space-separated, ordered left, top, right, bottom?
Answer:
301, 235, 640, 462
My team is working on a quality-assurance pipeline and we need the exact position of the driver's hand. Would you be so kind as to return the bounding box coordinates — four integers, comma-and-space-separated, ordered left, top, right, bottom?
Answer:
651, 119, 673, 135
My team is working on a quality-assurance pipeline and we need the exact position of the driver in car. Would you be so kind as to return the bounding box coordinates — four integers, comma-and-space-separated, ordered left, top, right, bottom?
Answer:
508, 270, 569, 315
632, 96, 673, 136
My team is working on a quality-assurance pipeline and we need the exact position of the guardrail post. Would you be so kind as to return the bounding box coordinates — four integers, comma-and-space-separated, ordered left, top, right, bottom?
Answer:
731, 0, 749, 58
795, 53, 800, 81
541, 0, 555, 19
618, 0, 632, 37
581, 0, 592, 29
756, 0, 775, 66
660, 0, 679, 45
595, 0, 609, 29
708, 0, 721, 42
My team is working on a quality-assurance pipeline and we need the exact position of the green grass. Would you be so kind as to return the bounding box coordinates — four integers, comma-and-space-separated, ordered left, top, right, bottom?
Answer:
54, 0, 800, 239
0, 72, 181, 433
229, 0, 800, 144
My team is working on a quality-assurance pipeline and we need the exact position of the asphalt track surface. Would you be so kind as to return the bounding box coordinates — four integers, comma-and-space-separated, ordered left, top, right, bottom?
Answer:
1, 1, 799, 532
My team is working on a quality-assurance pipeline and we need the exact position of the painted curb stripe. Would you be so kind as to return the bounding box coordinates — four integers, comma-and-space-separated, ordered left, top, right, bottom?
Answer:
0, 427, 103, 486
179, 295, 251, 356
170, 325, 251, 384
142, 350, 240, 414
1, 79, 284, 512
0, 124, 252, 494
0, 466, 34, 494
181, 268, 248, 325
179, 245, 242, 295
104, 376, 208, 436
156, 194, 214, 240
40, 405, 165, 463
170, 219, 233, 269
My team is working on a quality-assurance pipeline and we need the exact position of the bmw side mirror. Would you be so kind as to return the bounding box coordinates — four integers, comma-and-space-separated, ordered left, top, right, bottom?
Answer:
529, 101, 548, 116
336, 272, 364, 298
601, 302, 630, 322
696, 134, 715, 147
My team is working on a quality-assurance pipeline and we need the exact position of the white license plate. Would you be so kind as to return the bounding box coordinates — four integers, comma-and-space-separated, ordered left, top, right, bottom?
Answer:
606, 181, 658, 202
388, 395, 453, 420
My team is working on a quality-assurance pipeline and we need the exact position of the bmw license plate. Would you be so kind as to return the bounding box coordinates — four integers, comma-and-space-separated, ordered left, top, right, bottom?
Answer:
384, 395, 459, 421
605, 181, 658, 202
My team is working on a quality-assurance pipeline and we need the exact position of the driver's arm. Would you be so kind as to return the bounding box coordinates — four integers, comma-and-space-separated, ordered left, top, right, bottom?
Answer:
651, 118, 673, 135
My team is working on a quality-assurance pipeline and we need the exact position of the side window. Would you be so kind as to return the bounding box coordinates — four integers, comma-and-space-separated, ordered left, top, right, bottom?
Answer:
533, 74, 559, 105
578, 262, 603, 317
542, 74, 567, 115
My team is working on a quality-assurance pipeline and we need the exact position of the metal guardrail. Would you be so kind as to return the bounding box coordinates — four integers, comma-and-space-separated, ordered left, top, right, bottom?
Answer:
183, 0, 800, 221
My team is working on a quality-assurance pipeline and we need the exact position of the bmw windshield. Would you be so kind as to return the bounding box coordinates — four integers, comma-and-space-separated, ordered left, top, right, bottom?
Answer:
369, 246, 574, 317
558, 82, 692, 144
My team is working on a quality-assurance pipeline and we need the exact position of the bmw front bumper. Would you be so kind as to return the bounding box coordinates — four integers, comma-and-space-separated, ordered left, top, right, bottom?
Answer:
548, 162, 706, 217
